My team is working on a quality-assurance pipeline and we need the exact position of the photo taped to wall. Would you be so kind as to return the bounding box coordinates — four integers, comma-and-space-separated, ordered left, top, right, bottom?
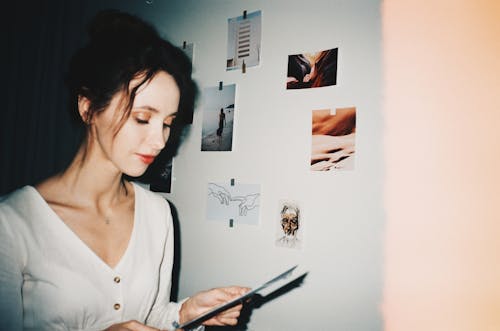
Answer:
206, 182, 260, 225
201, 84, 236, 152
227, 10, 262, 71
287, 48, 338, 89
149, 158, 173, 193
310, 107, 356, 171
275, 200, 303, 249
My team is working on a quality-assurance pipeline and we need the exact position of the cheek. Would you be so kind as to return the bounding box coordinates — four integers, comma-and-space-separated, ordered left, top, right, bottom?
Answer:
105, 128, 141, 161
115, 122, 146, 147
93, 124, 117, 156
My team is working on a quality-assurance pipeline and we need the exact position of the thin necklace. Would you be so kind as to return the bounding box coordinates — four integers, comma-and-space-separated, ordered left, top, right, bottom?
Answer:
104, 213, 111, 225
103, 195, 118, 226
103, 182, 126, 225
103, 205, 112, 225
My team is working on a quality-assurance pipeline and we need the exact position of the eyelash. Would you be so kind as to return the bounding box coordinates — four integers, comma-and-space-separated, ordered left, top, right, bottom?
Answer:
136, 119, 149, 124
135, 118, 171, 129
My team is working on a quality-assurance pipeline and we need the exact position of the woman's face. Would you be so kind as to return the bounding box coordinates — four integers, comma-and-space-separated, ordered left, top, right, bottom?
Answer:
90, 71, 180, 177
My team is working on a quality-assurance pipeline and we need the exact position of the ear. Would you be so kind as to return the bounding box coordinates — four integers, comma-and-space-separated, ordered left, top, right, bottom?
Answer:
77, 95, 92, 124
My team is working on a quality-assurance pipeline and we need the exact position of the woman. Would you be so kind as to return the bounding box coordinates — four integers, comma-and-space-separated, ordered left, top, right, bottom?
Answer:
0, 10, 248, 331
216, 108, 226, 145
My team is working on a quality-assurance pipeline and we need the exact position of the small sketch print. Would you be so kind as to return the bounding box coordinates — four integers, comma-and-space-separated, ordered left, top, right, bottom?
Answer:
206, 182, 260, 225
275, 201, 302, 249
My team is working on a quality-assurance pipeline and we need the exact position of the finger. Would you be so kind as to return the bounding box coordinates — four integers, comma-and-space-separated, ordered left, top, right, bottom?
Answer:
202, 303, 244, 327
215, 290, 238, 303
208, 286, 250, 307
218, 309, 241, 320
216, 305, 242, 318
205, 314, 237, 327
216, 314, 239, 326
203, 316, 226, 326
226, 303, 244, 312
226, 286, 251, 296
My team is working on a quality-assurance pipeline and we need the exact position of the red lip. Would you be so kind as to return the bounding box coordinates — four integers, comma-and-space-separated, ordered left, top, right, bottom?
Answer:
137, 154, 156, 165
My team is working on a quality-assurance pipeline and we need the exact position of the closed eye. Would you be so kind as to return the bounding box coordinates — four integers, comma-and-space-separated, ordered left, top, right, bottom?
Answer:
136, 118, 149, 125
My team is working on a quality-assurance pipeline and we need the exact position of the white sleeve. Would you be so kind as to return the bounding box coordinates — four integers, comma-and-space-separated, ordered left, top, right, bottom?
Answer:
145, 199, 187, 330
0, 207, 24, 331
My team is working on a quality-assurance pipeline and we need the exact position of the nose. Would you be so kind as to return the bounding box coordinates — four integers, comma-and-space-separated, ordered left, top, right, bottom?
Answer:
149, 126, 166, 151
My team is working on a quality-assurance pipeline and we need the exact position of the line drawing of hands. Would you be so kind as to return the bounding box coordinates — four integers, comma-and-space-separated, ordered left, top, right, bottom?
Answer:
231, 193, 259, 216
208, 183, 232, 205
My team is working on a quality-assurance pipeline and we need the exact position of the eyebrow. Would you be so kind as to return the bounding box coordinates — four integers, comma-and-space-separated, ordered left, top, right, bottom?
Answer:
135, 105, 159, 113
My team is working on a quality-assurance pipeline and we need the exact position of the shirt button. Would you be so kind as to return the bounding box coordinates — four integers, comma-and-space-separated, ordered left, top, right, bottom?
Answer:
114, 276, 121, 283
114, 303, 121, 310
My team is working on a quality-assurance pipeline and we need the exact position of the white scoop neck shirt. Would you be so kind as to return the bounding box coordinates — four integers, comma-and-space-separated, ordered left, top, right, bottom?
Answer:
0, 183, 182, 331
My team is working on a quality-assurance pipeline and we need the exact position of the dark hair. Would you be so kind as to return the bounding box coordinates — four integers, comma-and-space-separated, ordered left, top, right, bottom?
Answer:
66, 9, 196, 161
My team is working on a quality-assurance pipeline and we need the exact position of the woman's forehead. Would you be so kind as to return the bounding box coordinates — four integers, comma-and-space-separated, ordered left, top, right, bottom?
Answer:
132, 71, 180, 116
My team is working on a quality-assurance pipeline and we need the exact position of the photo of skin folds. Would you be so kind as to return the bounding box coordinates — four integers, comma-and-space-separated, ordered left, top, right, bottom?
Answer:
287, 48, 338, 89
310, 107, 356, 171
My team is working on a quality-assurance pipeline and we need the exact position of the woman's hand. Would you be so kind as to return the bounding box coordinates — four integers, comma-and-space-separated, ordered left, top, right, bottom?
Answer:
179, 286, 250, 327
104, 320, 162, 331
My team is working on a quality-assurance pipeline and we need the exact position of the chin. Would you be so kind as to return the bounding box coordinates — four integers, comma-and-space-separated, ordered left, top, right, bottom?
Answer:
123, 166, 149, 178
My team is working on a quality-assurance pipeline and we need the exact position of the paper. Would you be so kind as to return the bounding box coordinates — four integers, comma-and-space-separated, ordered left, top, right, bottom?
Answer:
206, 182, 260, 225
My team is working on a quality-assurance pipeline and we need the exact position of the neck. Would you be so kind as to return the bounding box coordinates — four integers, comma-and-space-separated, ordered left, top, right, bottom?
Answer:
57, 141, 127, 209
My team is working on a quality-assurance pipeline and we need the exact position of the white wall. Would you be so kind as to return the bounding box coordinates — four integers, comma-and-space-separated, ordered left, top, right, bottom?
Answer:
86, 1, 383, 330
